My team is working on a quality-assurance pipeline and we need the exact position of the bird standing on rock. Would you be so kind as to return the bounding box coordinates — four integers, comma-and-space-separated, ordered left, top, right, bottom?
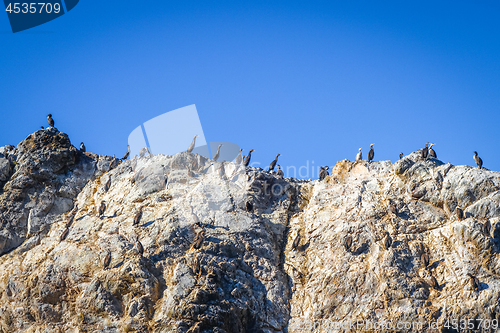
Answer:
235, 149, 243, 165
276, 165, 284, 179
383, 232, 392, 250
319, 166, 329, 181
467, 273, 480, 292
483, 220, 491, 236
80, 142, 86, 152
213, 144, 223, 162
428, 143, 437, 158
421, 252, 429, 268
292, 232, 301, 250
47, 114, 54, 127
103, 177, 111, 192
103, 251, 111, 269
387, 200, 397, 216
421, 143, 429, 159
122, 145, 130, 160
269, 154, 280, 171
133, 206, 143, 226
98, 201, 106, 218
429, 275, 439, 290
192, 229, 205, 249
474, 151, 483, 169
399, 152, 403, 159
187, 135, 198, 153
456, 206, 464, 221
355, 148, 362, 161
368, 144, 374, 162
344, 234, 352, 252
243, 149, 254, 167
136, 239, 144, 256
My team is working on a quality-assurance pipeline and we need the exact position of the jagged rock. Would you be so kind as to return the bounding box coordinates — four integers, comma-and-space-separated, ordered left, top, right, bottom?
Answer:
1, 129, 500, 332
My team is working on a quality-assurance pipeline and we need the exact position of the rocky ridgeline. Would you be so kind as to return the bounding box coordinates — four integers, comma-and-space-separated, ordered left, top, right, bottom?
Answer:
0, 129, 500, 332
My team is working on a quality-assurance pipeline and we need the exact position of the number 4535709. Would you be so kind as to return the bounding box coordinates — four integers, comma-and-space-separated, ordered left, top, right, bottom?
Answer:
5, 3, 62, 14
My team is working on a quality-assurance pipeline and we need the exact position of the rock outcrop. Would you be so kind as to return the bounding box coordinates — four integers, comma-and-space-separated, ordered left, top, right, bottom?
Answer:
1, 129, 500, 332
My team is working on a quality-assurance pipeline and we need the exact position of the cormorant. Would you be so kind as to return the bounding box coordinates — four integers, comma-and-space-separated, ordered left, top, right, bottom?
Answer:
429, 275, 439, 290
40, 126, 44, 130
474, 151, 483, 169
122, 145, 130, 160
399, 152, 403, 159
483, 220, 491, 236
213, 144, 223, 162
235, 149, 243, 165
192, 229, 205, 249
245, 201, 253, 212
103, 251, 111, 269
133, 206, 143, 226
421, 143, 429, 159
136, 239, 144, 256
276, 165, 284, 179
60, 227, 69, 242
383, 232, 392, 250
269, 154, 281, 171
292, 232, 300, 249
355, 148, 362, 161
368, 144, 374, 162
319, 166, 329, 181
187, 135, 198, 153
467, 273, 480, 292
421, 252, 429, 268
243, 149, 254, 167
388, 200, 397, 216
103, 177, 111, 192
456, 206, 464, 221
139, 147, 149, 158
344, 234, 352, 252
80, 142, 86, 153
98, 201, 106, 218
428, 143, 437, 158
47, 114, 54, 127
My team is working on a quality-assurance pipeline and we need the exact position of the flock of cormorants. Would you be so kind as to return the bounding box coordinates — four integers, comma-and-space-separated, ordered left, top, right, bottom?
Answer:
41, 114, 487, 290
41, 115, 486, 180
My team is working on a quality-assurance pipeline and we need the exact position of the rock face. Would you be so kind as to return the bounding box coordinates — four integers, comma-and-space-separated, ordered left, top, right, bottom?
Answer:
1, 130, 500, 332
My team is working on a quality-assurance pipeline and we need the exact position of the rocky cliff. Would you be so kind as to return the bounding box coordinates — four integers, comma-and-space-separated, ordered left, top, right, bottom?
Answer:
1, 128, 500, 332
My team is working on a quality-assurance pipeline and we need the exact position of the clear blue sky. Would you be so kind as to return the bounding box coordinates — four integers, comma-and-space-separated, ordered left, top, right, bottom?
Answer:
1, 1, 499, 178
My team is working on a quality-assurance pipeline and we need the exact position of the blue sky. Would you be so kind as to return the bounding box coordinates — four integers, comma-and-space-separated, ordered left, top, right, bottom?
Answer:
1, 1, 499, 178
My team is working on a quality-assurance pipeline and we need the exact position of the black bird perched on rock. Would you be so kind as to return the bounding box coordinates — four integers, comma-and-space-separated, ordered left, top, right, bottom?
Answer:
383, 232, 392, 250
60, 227, 69, 242
245, 201, 253, 212
103, 177, 111, 192
428, 143, 437, 158
269, 154, 281, 171
474, 151, 483, 169
421, 252, 429, 268
80, 142, 86, 153
192, 229, 205, 249
483, 220, 491, 236
292, 232, 301, 250
103, 251, 111, 269
122, 145, 130, 160
319, 166, 329, 181
47, 114, 54, 127
421, 142, 429, 159
133, 206, 143, 226
40, 126, 44, 130
429, 275, 439, 290
136, 239, 144, 256
344, 234, 352, 252
98, 201, 106, 218
456, 206, 464, 221
276, 165, 284, 179
399, 152, 403, 159
467, 273, 480, 292
368, 144, 374, 162
387, 200, 397, 216
243, 149, 254, 167
187, 135, 198, 153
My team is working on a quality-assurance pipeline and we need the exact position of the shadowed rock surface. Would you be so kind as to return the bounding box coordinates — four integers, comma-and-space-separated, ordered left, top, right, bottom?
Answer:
1, 131, 500, 332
